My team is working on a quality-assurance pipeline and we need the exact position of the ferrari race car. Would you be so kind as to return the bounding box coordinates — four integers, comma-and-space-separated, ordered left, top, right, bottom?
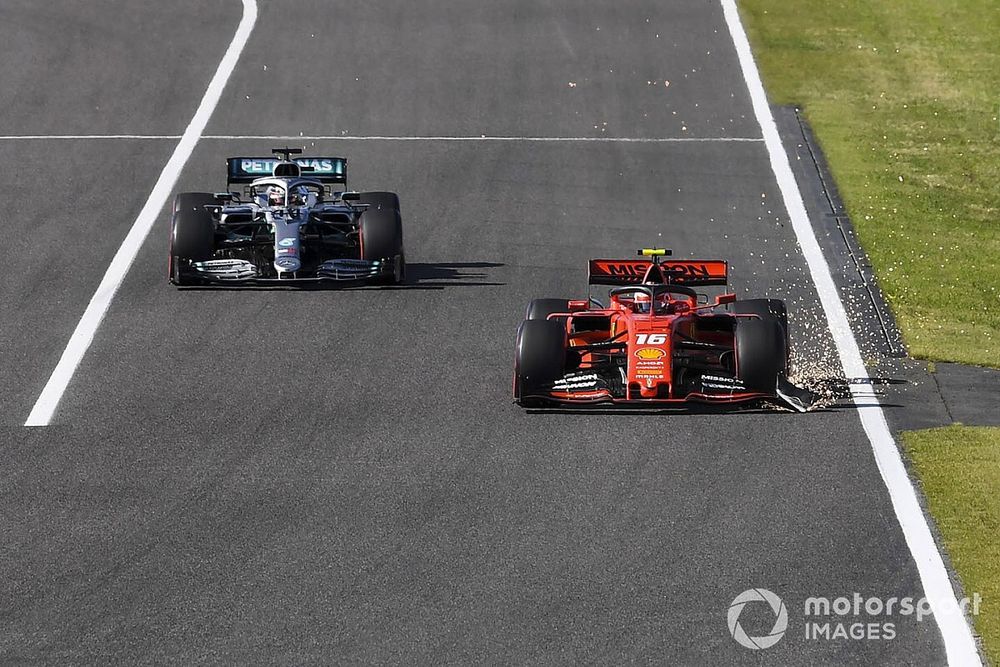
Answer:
168, 148, 404, 285
513, 249, 817, 412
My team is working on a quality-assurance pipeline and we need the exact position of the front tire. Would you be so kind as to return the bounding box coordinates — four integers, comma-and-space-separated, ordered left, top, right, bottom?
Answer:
730, 299, 789, 373
734, 317, 786, 393
357, 191, 400, 213
526, 298, 571, 321
359, 207, 405, 284
169, 192, 216, 286
513, 319, 567, 407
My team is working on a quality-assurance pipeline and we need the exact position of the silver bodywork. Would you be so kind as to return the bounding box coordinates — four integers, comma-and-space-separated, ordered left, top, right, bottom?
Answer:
182, 175, 401, 284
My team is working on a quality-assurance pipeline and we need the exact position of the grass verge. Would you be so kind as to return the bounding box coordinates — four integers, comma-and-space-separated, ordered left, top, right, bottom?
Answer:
738, 0, 1000, 367
903, 425, 1000, 663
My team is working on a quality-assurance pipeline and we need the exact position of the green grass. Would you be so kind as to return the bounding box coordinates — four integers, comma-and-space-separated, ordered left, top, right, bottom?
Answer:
904, 426, 1000, 664
739, 0, 1000, 367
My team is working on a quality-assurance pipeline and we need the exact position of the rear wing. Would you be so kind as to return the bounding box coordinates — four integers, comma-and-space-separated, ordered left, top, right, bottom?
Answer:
588, 259, 728, 286
226, 157, 348, 186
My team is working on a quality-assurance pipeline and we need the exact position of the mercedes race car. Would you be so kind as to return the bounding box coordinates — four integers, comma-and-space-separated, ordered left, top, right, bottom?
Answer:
168, 148, 404, 285
513, 249, 816, 411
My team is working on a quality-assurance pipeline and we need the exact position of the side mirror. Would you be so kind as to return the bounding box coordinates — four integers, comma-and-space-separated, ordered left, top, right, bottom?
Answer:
717, 293, 737, 305
568, 299, 589, 312
341, 191, 361, 201
214, 192, 235, 203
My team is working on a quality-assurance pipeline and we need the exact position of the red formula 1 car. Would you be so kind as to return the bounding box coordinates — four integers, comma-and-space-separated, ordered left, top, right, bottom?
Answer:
513, 249, 816, 411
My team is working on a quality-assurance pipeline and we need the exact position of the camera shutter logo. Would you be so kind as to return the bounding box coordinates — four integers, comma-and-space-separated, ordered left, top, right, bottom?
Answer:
727, 588, 788, 649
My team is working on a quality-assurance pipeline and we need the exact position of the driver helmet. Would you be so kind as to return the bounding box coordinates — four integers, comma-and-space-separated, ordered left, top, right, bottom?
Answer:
634, 290, 673, 314
652, 290, 672, 314
267, 185, 284, 207
289, 185, 308, 207
633, 291, 652, 313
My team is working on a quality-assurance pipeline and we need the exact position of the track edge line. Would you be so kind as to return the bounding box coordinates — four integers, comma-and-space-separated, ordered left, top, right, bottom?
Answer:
23, 0, 259, 427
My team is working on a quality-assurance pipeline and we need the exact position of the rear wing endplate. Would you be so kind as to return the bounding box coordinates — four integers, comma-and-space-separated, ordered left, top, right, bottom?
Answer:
588, 259, 728, 286
226, 157, 348, 186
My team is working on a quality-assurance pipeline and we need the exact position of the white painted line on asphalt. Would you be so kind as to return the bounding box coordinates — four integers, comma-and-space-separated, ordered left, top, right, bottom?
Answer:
720, 1, 981, 664
0, 134, 763, 143
201, 135, 765, 142
23, 0, 259, 427
0, 135, 181, 140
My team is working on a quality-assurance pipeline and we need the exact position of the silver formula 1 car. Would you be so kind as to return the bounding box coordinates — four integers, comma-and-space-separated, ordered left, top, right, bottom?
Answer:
168, 148, 404, 285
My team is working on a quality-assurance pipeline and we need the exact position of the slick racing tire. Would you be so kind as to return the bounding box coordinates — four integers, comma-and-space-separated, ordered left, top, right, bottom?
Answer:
526, 298, 571, 321
169, 192, 216, 285
730, 298, 789, 373
734, 316, 786, 393
359, 207, 405, 284
357, 191, 400, 213
514, 319, 566, 407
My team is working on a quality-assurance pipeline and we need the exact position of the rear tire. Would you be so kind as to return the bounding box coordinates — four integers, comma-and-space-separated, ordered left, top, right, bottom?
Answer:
357, 191, 400, 213
731, 299, 789, 373
359, 207, 405, 284
514, 319, 567, 407
169, 193, 216, 286
735, 317, 786, 393
526, 298, 571, 321
173, 191, 214, 214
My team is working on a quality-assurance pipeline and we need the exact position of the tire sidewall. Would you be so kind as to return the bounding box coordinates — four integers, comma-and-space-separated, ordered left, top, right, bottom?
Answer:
730, 298, 789, 372
526, 298, 571, 321
735, 317, 786, 392
514, 319, 567, 404
170, 193, 216, 262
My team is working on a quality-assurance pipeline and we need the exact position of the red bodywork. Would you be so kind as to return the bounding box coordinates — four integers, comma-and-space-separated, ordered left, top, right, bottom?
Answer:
515, 258, 775, 407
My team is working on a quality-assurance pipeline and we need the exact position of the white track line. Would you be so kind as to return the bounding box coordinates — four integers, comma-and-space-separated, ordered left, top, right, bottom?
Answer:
720, 1, 980, 664
0, 135, 181, 140
202, 135, 764, 142
23, 0, 259, 427
0, 134, 762, 143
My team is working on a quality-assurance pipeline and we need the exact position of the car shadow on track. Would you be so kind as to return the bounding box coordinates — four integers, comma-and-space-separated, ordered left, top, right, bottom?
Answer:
788, 375, 909, 414
384, 262, 506, 290
799, 376, 907, 410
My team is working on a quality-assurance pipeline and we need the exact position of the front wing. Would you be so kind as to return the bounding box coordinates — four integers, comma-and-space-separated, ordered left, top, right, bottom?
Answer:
518, 374, 815, 412
174, 256, 402, 285
522, 388, 773, 407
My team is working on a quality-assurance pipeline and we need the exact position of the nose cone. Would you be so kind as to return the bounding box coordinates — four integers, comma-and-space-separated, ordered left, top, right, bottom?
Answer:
273, 222, 302, 273
274, 254, 301, 273
638, 379, 668, 398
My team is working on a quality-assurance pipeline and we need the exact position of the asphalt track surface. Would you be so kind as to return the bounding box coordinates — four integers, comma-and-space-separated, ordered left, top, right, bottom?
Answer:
0, 1, 951, 664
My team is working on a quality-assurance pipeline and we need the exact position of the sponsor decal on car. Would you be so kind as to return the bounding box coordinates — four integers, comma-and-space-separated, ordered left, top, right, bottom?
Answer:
278, 238, 296, 247
239, 158, 344, 174
589, 259, 728, 285
635, 348, 666, 360
552, 373, 600, 390
700, 374, 747, 391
